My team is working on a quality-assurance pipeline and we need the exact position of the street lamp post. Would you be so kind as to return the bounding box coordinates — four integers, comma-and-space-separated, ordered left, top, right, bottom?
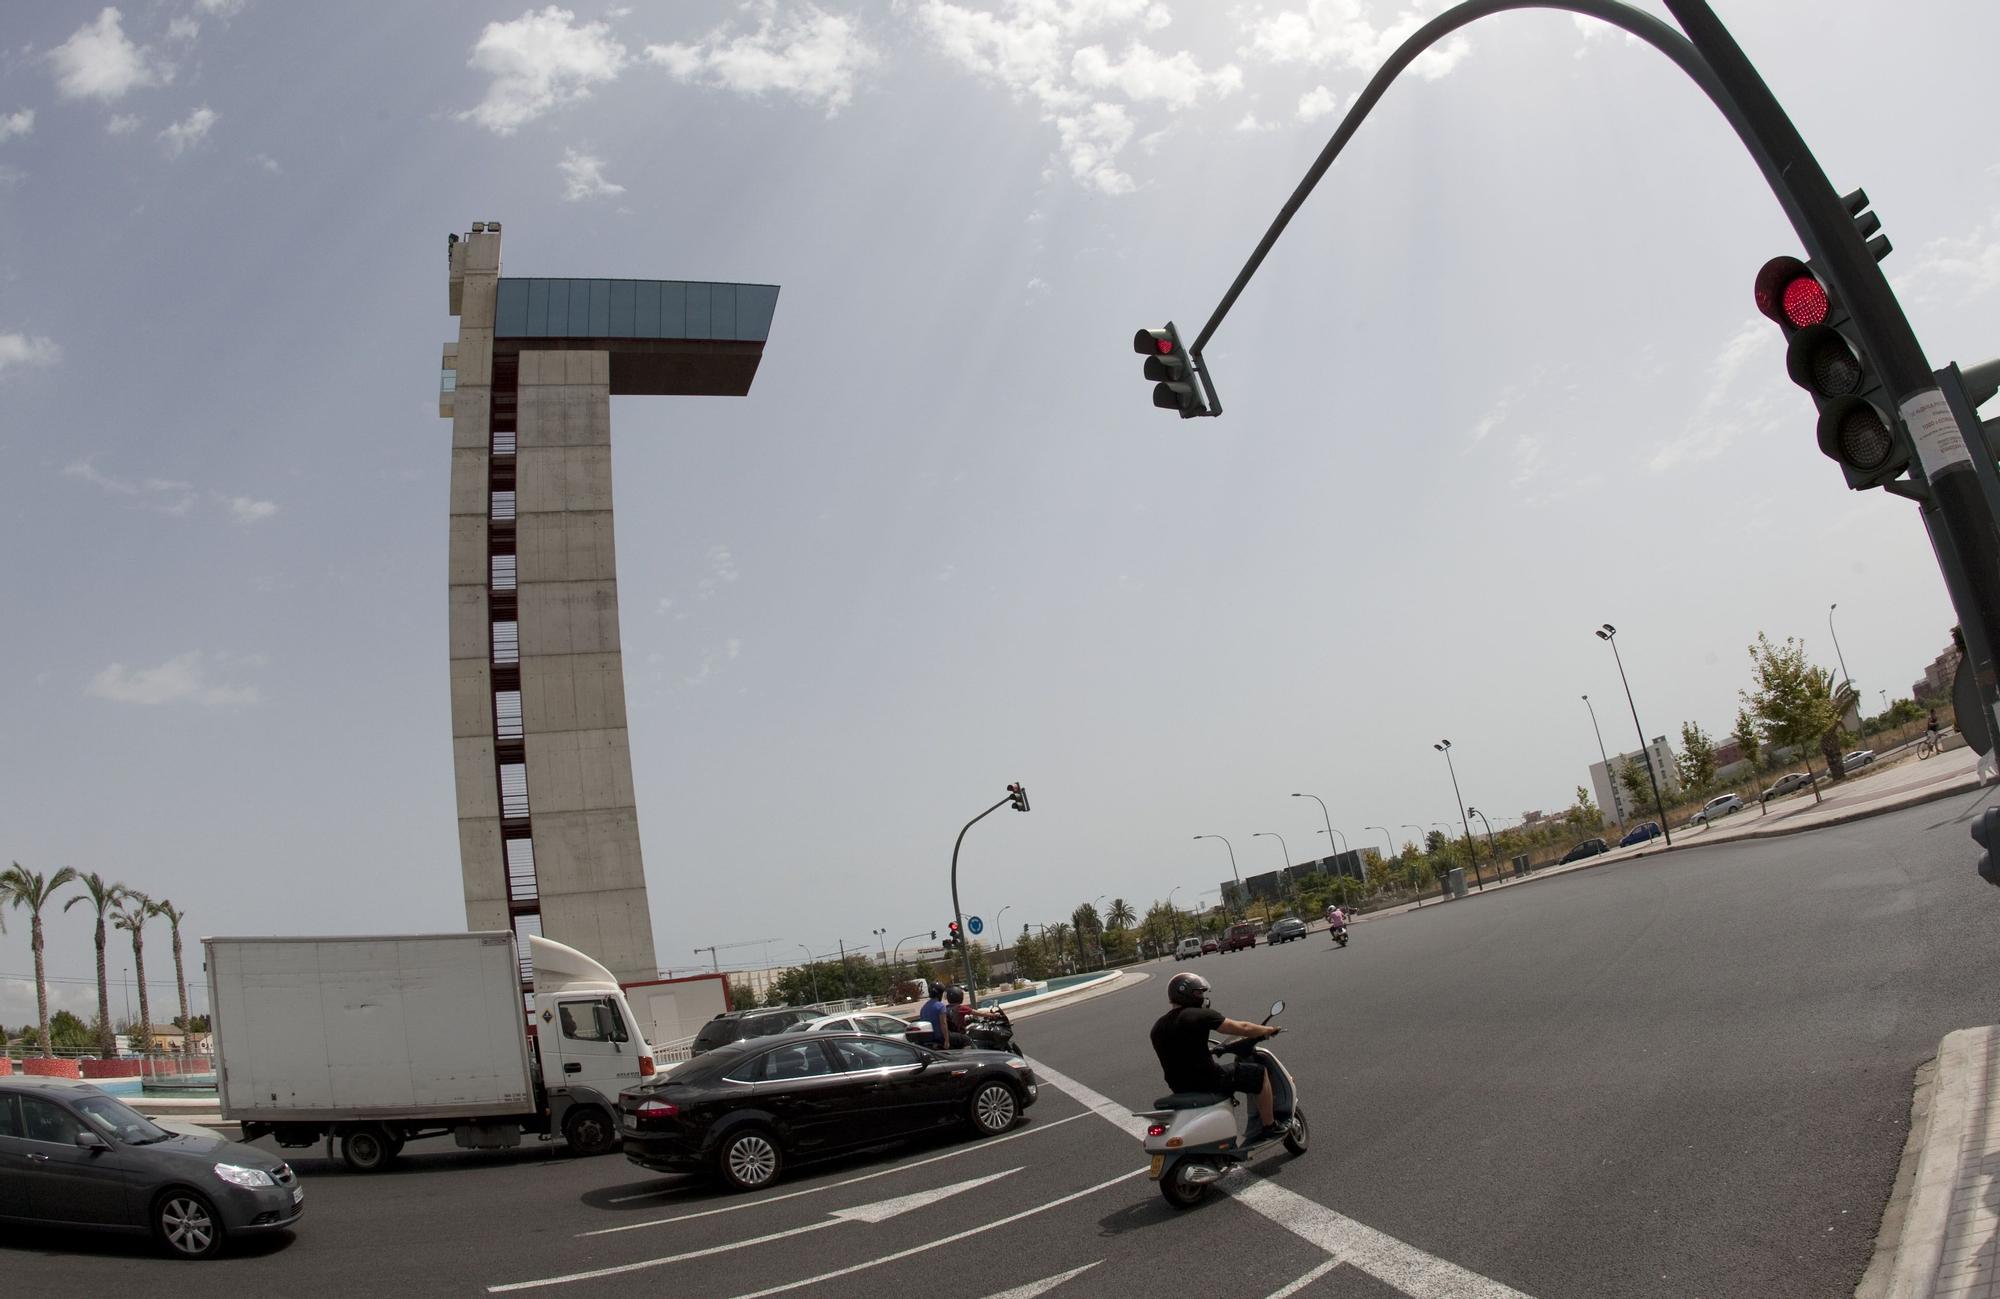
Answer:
1467, 806, 1501, 878
1092, 895, 1108, 968
795, 943, 821, 1006
1166, 886, 1183, 941
1252, 831, 1293, 914
1829, 602, 1852, 687
1582, 694, 1617, 830
1292, 791, 1344, 861
1595, 624, 1673, 844
1434, 740, 1483, 890
1194, 834, 1242, 916
1400, 823, 1429, 904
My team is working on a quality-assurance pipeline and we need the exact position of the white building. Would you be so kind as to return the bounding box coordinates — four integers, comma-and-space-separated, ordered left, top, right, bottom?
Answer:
1589, 735, 1680, 827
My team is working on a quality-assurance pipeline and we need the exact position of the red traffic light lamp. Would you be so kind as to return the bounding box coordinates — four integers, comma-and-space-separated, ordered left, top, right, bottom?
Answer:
1754, 251, 1907, 489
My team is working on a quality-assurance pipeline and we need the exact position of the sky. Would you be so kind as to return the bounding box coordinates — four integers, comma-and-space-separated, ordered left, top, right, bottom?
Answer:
3, 0, 1998, 1021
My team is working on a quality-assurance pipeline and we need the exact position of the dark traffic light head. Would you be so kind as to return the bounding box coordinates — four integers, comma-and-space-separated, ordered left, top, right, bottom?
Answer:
1133, 323, 1211, 418
1007, 782, 1030, 813
1974, 807, 2000, 888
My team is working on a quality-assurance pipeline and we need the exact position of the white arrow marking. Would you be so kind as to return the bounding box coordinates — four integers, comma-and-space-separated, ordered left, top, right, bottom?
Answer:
826, 1167, 1020, 1223
976, 1261, 1102, 1299
488, 1168, 1021, 1292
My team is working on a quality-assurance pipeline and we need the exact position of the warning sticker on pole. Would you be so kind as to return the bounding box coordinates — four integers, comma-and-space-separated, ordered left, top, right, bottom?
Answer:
1901, 388, 1972, 476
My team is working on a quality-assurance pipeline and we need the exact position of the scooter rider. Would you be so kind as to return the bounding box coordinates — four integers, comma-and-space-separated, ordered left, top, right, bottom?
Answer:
918, 982, 950, 1048
945, 986, 998, 1048
1151, 972, 1283, 1141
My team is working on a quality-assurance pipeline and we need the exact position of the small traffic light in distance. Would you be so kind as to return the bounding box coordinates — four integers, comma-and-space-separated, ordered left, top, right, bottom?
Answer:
946, 922, 963, 950
1134, 323, 1207, 418
1753, 252, 1908, 490
1007, 782, 1029, 812
1976, 807, 2000, 888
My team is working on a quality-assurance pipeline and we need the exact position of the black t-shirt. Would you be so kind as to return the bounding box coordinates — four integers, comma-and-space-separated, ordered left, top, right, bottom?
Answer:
1151, 1005, 1226, 1094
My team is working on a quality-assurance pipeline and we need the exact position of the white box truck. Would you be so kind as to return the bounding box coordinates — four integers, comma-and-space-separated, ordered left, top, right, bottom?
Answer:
205, 931, 655, 1171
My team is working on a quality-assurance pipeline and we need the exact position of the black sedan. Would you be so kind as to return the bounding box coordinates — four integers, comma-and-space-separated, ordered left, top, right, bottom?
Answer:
620, 1032, 1038, 1191
1558, 837, 1610, 864
0, 1077, 301, 1258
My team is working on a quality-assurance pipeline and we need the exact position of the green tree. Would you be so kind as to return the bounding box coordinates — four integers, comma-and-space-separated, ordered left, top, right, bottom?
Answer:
1618, 757, 1652, 809
1742, 633, 1840, 801
1677, 722, 1717, 790
62, 872, 127, 1057
0, 862, 77, 1059
1569, 786, 1602, 831
1070, 904, 1103, 967
1812, 667, 1862, 782
48, 1009, 93, 1052
1012, 933, 1048, 981
1106, 898, 1136, 931
1732, 708, 1761, 772
112, 891, 158, 1054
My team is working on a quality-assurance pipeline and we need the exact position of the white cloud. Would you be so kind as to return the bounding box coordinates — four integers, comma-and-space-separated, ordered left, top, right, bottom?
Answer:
1242, 0, 1470, 82
0, 109, 33, 142
558, 147, 624, 200
159, 105, 217, 158
50, 8, 168, 102
1892, 215, 2000, 307
1070, 43, 1240, 108
85, 651, 263, 707
696, 543, 740, 598
1296, 83, 1342, 122
0, 333, 61, 373
1234, 111, 1277, 132
251, 152, 281, 173
106, 113, 141, 135
1053, 101, 1135, 194
199, 0, 248, 15
645, 3, 880, 115
460, 6, 628, 135
167, 16, 201, 43
222, 495, 278, 524
1646, 318, 1780, 473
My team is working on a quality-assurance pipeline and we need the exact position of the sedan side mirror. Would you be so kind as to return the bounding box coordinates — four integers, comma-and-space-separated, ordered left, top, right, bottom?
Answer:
75, 1130, 110, 1152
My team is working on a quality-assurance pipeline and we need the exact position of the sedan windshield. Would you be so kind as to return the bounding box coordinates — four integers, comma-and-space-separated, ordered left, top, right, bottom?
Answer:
73, 1094, 173, 1145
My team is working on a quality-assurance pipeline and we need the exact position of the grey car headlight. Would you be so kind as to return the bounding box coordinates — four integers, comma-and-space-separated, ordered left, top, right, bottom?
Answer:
213, 1162, 276, 1188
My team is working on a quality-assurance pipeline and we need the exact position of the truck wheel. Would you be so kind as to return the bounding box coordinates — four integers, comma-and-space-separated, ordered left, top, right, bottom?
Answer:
340, 1124, 395, 1173
154, 1187, 225, 1258
716, 1127, 783, 1191
563, 1105, 619, 1157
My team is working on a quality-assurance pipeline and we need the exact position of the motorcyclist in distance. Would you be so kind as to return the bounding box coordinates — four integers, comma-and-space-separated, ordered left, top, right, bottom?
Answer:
1150, 972, 1283, 1141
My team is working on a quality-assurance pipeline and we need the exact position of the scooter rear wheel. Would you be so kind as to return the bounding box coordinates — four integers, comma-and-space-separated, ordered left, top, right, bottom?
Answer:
1284, 1104, 1310, 1155
1159, 1159, 1212, 1210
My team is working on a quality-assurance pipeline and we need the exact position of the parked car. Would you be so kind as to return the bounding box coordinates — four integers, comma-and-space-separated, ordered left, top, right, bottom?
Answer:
1557, 838, 1610, 864
786, 1012, 916, 1037
1266, 917, 1309, 944
1618, 821, 1664, 847
1221, 922, 1259, 952
1174, 936, 1204, 960
1199, 937, 1220, 955
690, 1007, 819, 1056
0, 1076, 302, 1258
620, 1033, 1037, 1190
1763, 771, 1814, 800
1843, 749, 1877, 772
1690, 793, 1745, 824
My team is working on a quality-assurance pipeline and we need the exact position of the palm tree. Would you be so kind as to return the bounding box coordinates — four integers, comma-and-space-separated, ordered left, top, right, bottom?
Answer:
0, 863, 78, 1058
113, 892, 158, 1054
1813, 668, 1863, 783
1107, 898, 1136, 931
64, 873, 127, 1057
153, 899, 192, 1038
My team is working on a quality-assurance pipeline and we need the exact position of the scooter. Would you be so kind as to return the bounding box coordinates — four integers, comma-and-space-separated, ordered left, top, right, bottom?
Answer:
962, 1008, 1022, 1056
1137, 1000, 1308, 1209
1330, 923, 1349, 948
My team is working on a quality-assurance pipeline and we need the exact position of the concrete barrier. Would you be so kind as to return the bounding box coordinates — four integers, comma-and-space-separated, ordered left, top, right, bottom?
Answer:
0, 1055, 11, 1076
23, 1057, 81, 1078
80, 1058, 143, 1078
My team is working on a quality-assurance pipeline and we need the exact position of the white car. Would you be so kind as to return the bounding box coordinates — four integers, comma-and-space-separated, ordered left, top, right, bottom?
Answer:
1691, 793, 1745, 824
1843, 749, 1877, 772
1174, 937, 1204, 961
786, 1011, 919, 1036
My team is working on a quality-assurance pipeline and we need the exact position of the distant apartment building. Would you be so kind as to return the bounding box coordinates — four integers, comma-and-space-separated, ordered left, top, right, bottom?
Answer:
1588, 735, 1680, 826
1914, 636, 1959, 701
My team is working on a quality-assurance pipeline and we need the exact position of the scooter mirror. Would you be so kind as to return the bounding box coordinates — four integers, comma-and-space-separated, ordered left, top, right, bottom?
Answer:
1269, 999, 1285, 1018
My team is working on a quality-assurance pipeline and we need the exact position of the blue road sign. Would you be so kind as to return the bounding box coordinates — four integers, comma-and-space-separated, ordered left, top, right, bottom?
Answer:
967, 916, 984, 936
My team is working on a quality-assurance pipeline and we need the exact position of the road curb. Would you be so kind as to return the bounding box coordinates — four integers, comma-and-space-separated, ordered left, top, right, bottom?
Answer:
1004, 970, 1145, 1020
1875, 1026, 1998, 1299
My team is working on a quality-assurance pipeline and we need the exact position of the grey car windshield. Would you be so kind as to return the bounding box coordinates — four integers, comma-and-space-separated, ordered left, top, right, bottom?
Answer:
73, 1093, 173, 1144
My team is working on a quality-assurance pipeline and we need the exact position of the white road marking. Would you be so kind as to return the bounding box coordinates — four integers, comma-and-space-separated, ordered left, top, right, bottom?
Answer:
1027, 1058, 1539, 1299
491, 1169, 1019, 1292
1260, 1257, 1342, 1298
976, 1261, 1102, 1299
588, 1111, 1088, 1230
725, 1168, 1146, 1299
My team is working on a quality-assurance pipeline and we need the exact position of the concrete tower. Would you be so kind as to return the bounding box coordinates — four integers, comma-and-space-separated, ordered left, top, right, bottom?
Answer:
439, 222, 778, 984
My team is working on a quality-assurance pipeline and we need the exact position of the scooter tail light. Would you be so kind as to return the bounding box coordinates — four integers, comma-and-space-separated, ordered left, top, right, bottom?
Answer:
1146, 1123, 1168, 1137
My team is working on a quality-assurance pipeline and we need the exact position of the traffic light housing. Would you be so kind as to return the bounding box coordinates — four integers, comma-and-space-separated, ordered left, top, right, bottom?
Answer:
1134, 323, 1209, 418
1007, 782, 1030, 813
1975, 807, 2000, 888
945, 921, 963, 950
1754, 240, 1908, 490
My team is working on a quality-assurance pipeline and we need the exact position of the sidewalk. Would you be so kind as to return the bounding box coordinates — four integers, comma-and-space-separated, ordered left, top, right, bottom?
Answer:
1871, 1026, 2000, 1299
1352, 747, 1988, 925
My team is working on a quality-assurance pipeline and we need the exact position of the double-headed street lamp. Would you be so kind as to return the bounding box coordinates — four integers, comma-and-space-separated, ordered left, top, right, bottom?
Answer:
1194, 834, 1241, 915
1291, 792, 1346, 858
1595, 624, 1673, 845
1434, 740, 1483, 891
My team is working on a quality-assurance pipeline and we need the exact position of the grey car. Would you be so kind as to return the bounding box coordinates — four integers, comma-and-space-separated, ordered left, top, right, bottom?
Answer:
1266, 917, 1310, 944
0, 1077, 301, 1258
1764, 771, 1814, 800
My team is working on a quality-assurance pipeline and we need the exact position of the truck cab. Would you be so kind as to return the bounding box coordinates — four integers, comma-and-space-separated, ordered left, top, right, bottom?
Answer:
526, 936, 655, 1155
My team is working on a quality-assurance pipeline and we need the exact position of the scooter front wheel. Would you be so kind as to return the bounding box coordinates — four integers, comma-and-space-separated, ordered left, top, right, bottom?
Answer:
1159, 1159, 1214, 1210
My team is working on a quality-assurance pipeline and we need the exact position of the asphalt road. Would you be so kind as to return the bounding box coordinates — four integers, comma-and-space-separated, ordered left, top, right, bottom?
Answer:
8, 786, 2000, 1297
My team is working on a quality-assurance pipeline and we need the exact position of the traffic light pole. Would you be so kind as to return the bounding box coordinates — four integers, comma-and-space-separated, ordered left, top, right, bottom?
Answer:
1174, 0, 2000, 797
948, 795, 1012, 999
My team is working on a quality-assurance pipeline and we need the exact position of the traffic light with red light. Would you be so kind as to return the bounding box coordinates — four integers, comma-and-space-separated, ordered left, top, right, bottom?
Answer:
945, 922, 963, 950
1007, 782, 1030, 813
1134, 323, 1209, 418
1754, 245, 1908, 490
